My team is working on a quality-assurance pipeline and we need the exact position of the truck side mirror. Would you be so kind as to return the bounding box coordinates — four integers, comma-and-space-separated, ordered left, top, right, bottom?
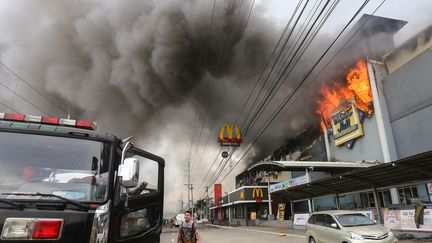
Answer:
118, 158, 139, 188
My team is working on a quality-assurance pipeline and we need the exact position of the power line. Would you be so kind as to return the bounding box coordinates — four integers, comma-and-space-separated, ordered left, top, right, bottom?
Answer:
241, 0, 331, 137
220, 0, 341, 177
238, 0, 309, 132
198, 0, 330, 195
196, 0, 313, 197
219, 0, 376, 184
0, 101, 18, 113
0, 61, 69, 116
0, 78, 51, 116
190, 0, 255, 178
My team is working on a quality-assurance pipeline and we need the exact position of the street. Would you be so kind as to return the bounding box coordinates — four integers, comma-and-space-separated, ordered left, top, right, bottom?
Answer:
161, 225, 306, 243
161, 225, 424, 243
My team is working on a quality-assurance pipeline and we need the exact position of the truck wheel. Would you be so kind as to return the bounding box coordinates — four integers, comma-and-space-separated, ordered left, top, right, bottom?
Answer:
309, 237, 316, 243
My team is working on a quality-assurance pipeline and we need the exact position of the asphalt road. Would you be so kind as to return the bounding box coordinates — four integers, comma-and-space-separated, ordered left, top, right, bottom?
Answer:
161, 225, 306, 243
161, 225, 423, 243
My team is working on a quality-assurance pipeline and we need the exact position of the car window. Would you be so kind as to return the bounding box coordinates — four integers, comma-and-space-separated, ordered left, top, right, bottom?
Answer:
325, 215, 336, 228
335, 213, 375, 227
315, 214, 325, 226
308, 214, 316, 224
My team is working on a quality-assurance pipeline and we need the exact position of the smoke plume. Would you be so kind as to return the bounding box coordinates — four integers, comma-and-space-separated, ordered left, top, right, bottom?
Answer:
0, 0, 321, 215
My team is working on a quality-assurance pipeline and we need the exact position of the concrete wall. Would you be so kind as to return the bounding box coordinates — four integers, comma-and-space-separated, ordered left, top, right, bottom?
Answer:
329, 115, 384, 162
384, 50, 432, 159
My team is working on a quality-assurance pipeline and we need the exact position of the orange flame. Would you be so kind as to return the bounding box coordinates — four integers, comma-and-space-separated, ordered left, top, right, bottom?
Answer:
316, 60, 373, 126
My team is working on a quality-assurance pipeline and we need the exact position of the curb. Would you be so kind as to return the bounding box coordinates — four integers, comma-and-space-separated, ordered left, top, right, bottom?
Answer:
208, 224, 306, 239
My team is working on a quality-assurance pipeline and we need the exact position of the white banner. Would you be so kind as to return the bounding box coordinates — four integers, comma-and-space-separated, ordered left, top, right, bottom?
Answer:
293, 213, 310, 226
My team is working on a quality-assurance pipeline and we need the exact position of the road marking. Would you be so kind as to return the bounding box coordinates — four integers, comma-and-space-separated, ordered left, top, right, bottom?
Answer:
208, 225, 306, 239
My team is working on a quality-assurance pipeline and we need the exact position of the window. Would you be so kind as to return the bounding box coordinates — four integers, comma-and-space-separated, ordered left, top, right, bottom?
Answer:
313, 196, 336, 211
308, 215, 316, 224
377, 190, 392, 207
338, 193, 362, 209
293, 200, 309, 213
120, 206, 159, 237
0, 132, 110, 202
315, 214, 325, 226
125, 155, 160, 198
235, 206, 243, 219
361, 192, 375, 208
335, 214, 375, 227
325, 215, 336, 228
398, 186, 419, 205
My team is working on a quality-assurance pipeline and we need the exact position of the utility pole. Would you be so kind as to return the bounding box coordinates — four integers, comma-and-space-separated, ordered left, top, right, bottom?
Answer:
267, 172, 273, 220
205, 186, 209, 219
185, 160, 191, 210
184, 183, 195, 220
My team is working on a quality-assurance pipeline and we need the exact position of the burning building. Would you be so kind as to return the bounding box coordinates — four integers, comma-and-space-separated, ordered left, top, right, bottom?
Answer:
214, 14, 432, 238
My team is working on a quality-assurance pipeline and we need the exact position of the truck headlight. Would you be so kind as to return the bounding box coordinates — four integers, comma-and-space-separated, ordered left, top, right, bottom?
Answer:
350, 232, 364, 240
89, 201, 110, 243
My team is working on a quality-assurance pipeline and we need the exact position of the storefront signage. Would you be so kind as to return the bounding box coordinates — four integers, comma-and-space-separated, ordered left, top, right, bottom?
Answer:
293, 214, 310, 226
269, 175, 310, 193
251, 212, 257, 220
384, 209, 432, 231
277, 203, 286, 220
218, 124, 242, 146
331, 102, 364, 146
214, 184, 222, 205
228, 187, 268, 202
252, 188, 264, 198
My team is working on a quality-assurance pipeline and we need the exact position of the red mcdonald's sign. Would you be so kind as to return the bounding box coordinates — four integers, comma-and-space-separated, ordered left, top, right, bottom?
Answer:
214, 184, 223, 225
214, 184, 222, 206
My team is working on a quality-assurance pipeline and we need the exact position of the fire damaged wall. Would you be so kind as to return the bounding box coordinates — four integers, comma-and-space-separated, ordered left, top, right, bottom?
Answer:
328, 114, 384, 163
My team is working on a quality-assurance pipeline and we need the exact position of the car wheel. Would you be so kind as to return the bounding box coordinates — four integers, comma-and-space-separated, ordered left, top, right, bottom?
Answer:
309, 237, 316, 243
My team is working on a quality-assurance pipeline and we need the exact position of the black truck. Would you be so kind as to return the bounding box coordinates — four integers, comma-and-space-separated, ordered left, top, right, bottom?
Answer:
0, 113, 165, 243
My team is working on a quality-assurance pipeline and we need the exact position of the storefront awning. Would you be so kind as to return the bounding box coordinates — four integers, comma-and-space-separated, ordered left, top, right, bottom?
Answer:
247, 160, 376, 172
273, 151, 432, 200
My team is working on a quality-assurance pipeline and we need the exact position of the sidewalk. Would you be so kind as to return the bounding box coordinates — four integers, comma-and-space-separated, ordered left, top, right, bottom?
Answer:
208, 224, 429, 242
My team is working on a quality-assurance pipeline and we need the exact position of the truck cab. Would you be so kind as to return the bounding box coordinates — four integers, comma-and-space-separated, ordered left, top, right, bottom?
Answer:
0, 113, 165, 243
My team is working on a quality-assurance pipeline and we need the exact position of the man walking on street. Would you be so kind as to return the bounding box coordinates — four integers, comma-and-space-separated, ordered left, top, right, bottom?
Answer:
177, 210, 200, 243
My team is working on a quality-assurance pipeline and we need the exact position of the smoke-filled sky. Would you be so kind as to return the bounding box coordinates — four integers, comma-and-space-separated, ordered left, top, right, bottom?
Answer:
0, 0, 431, 216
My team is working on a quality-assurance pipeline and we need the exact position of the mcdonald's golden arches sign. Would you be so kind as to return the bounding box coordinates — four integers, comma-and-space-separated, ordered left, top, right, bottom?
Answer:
252, 188, 264, 198
218, 124, 242, 146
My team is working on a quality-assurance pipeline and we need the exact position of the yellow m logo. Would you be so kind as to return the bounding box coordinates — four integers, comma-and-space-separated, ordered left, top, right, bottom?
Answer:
218, 124, 242, 142
252, 188, 264, 198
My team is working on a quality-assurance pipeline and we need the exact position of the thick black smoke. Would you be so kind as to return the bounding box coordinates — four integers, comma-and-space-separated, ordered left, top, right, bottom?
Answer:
0, 0, 296, 213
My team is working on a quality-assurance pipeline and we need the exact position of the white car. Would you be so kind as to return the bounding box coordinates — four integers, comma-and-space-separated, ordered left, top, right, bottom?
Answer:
306, 210, 397, 243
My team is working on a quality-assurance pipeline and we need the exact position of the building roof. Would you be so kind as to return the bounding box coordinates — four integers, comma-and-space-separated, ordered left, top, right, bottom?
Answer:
349, 14, 407, 38
273, 151, 432, 200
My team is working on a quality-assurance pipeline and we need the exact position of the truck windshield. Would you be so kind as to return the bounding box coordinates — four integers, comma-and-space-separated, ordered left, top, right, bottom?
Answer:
0, 132, 110, 203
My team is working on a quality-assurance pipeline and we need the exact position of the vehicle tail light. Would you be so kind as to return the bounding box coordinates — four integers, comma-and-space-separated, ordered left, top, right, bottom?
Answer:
4, 113, 25, 121
1, 218, 63, 240
32, 220, 62, 239
42, 117, 60, 125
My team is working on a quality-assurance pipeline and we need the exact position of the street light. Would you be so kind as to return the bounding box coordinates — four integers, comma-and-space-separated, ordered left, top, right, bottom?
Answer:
264, 171, 274, 220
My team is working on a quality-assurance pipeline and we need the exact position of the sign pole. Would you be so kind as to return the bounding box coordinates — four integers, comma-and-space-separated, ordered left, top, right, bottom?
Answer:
268, 173, 273, 220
